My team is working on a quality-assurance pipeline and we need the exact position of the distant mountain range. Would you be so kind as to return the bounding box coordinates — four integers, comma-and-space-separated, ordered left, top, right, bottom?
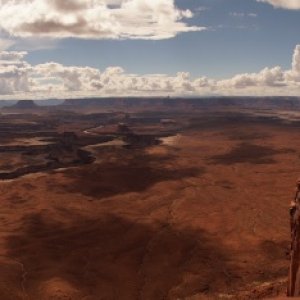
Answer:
0, 99, 64, 108
61, 97, 300, 110
1, 97, 300, 111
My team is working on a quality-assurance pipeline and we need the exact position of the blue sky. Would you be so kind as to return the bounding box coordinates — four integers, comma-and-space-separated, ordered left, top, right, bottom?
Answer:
22, 0, 300, 78
0, 0, 299, 99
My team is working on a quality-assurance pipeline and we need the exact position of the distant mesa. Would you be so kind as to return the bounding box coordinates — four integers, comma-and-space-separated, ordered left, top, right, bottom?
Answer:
0, 99, 63, 109
1, 96, 300, 112
12, 100, 38, 109
61, 97, 300, 111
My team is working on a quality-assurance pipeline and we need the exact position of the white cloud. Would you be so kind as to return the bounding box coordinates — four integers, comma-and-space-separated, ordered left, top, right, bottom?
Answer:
292, 45, 300, 74
0, 51, 27, 61
257, 0, 300, 9
285, 45, 300, 81
0, 0, 204, 40
0, 51, 30, 95
0, 46, 300, 99
218, 66, 286, 91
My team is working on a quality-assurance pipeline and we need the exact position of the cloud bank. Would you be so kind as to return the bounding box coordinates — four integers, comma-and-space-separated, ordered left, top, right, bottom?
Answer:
0, 45, 300, 99
257, 0, 300, 9
0, 0, 203, 40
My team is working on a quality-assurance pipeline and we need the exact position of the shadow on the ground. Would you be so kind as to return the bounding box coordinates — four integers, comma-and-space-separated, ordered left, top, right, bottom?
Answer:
211, 143, 294, 165
62, 149, 203, 199
6, 212, 234, 300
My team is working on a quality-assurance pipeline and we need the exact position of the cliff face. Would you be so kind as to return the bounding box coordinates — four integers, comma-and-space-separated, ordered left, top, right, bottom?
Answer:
288, 191, 300, 296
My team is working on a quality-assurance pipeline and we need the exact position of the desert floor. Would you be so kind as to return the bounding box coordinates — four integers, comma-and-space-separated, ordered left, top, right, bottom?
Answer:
0, 112, 297, 299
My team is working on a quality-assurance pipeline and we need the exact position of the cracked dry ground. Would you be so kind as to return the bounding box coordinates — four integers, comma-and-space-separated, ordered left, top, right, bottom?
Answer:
0, 121, 297, 299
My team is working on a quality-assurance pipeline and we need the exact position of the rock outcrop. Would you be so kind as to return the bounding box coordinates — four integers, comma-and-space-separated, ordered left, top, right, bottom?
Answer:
11, 100, 38, 109
288, 183, 300, 296
0, 132, 95, 180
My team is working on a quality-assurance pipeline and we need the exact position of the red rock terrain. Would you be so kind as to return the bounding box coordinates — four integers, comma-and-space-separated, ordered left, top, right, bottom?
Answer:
0, 109, 298, 299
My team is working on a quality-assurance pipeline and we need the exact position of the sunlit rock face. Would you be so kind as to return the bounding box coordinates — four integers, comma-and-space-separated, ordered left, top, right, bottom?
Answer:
288, 196, 300, 296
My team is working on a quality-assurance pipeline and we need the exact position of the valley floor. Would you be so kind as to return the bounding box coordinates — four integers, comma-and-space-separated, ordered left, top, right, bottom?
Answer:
0, 109, 297, 299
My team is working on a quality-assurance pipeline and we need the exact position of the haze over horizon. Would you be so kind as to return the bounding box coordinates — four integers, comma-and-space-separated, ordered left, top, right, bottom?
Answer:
0, 0, 300, 100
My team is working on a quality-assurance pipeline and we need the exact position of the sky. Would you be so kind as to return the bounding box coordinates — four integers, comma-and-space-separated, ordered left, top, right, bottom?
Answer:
0, 0, 300, 99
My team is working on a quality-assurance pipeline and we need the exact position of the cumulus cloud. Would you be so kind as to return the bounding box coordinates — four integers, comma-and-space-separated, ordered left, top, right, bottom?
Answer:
0, 0, 204, 40
0, 51, 27, 61
292, 45, 300, 74
0, 51, 30, 95
285, 45, 300, 81
257, 0, 300, 9
218, 66, 286, 93
0, 45, 300, 99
